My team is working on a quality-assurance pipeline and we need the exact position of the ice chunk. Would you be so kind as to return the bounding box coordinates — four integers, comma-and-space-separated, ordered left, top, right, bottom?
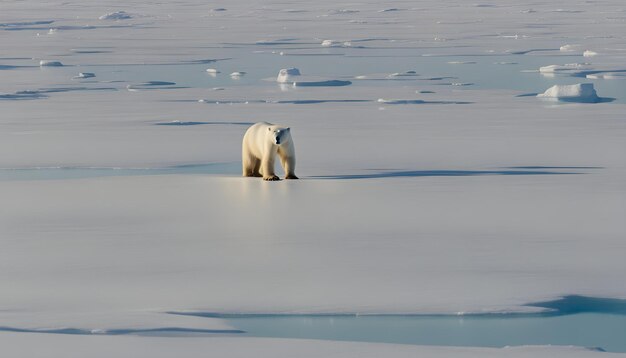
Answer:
73, 72, 95, 79
99, 11, 132, 20
39, 60, 63, 67
205, 68, 220, 74
230, 71, 246, 77
321, 39, 339, 47
583, 50, 598, 57
537, 83, 599, 102
276, 68, 301, 83
559, 44, 581, 52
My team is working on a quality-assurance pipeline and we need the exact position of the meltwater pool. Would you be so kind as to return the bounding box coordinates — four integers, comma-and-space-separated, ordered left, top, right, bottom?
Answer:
177, 296, 626, 353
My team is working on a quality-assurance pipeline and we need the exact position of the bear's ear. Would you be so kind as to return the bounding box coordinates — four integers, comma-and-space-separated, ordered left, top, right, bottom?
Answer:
285, 127, 290, 131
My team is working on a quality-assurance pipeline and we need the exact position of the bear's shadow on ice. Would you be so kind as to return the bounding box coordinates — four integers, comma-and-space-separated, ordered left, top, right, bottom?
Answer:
312, 166, 600, 180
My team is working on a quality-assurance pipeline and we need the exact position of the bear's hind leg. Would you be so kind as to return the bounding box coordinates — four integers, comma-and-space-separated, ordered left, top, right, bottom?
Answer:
251, 158, 262, 177
243, 155, 261, 177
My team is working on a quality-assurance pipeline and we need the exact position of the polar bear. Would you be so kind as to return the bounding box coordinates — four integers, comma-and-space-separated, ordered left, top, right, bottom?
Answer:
242, 122, 298, 181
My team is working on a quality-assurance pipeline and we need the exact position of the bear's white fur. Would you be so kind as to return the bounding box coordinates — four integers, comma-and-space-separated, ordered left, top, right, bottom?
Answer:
242, 122, 298, 181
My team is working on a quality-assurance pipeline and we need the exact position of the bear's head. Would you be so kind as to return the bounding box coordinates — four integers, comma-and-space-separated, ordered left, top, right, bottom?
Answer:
268, 126, 291, 145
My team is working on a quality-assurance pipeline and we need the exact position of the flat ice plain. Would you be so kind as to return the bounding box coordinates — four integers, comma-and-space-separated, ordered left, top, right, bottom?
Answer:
1, 0, 625, 356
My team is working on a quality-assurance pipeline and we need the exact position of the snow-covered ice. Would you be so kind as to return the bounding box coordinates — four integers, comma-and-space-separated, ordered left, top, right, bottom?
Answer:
537, 83, 600, 102
99, 11, 133, 20
539, 64, 586, 74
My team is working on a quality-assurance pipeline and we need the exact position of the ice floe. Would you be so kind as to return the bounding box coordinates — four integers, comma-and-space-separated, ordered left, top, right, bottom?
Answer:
583, 50, 598, 57
536, 83, 602, 103
538, 63, 589, 75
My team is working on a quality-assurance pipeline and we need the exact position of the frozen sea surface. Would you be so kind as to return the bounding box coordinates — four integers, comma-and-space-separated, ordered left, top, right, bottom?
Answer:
1, 0, 626, 357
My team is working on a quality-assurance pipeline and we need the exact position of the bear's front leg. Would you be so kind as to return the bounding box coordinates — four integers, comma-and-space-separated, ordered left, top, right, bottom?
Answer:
261, 157, 280, 181
284, 156, 298, 179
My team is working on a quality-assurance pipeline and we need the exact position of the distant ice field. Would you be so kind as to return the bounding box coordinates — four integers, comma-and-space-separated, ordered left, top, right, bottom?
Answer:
2, 50, 625, 103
